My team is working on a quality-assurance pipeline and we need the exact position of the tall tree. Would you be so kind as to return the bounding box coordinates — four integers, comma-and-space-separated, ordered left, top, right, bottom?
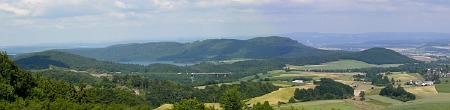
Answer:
220, 88, 245, 110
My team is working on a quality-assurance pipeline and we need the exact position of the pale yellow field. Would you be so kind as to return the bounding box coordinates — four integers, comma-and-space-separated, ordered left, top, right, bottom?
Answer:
387, 73, 421, 83
246, 84, 316, 106
276, 72, 361, 80
155, 104, 173, 110
404, 86, 438, 94
155, 103, 221, 110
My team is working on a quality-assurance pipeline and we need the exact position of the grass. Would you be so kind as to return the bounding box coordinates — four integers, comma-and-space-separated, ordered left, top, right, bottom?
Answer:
155, 103, 221, 110
366, 95, 403, 105
287, 60, 402, 70
385, 93, 450, 110
435, 78, 450, 93
261, 81, 306, 87
155, 104, 173, 110
277, 100, 360, 110
403, 86, 438, 94
387, 73, 423, 85
365, 88, 381, 95
274, 71, 360, 81
246, 85, 315, 106
366, 98, 392, 107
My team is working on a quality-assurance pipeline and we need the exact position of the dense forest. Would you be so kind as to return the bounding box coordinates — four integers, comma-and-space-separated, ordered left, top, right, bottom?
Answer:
1, 52, 152, 109
293, 78, 354, 102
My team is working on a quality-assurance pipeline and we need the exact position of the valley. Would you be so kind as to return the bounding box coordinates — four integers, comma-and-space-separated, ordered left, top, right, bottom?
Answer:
1, 36, 450, 110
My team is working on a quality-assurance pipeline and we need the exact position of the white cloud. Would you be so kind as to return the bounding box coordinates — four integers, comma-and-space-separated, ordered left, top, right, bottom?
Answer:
0, 3, 30, 16
153, 0, 188, 10
109, 12, 126, 19
114, 1, 130, 9
1, 0, 450, 47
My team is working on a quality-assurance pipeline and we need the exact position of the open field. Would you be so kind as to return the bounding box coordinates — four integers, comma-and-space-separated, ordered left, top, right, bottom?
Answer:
246, 84, 316, 106
287, 60, 402, 70
366, 95, 404, 105
404, 86, 438, 94
435, 78, 450, 93
276, 100, 360, 110
261, 81, 306, 87
239, 71, 282, 81
155, 103, 221, 110
155, 104, 173, 110
387, 73, 423, 85
385, 93, 450, 110
274, 71, 362, 81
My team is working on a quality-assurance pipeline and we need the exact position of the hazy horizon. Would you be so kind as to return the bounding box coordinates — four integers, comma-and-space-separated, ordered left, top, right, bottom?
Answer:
2, 0, 450, 47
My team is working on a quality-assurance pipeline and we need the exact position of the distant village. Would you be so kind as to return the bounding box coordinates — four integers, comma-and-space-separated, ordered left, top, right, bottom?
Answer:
406, 68, 450, 86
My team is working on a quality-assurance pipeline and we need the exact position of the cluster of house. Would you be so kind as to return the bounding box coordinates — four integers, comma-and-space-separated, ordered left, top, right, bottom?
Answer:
406, 80, 434, 86
427, 68, 450, 78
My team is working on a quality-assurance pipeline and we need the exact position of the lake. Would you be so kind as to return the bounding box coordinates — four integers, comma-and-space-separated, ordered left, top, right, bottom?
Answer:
118, 61, 196, 66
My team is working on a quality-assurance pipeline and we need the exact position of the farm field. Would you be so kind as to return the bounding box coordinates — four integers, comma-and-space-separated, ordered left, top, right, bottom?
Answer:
276, 100, 360, 110
197, 71, 447, 110
155, 103, 221, 110
273, 71, 362, 81
404, 86, 438, 94
385, 93, 450, 110
287, 60, 402, 70
435, 78, 450, 93
386, 73, 423, 85
246, 84, 316, 106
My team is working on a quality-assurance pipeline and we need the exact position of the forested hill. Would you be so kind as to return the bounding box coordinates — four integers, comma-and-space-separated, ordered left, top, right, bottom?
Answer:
341, 47, 419, 64
60, 36, 336, 62
13, 51, 195, 73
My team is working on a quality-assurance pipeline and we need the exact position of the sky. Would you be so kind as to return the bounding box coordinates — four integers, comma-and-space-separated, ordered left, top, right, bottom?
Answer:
1, 0, 450, 46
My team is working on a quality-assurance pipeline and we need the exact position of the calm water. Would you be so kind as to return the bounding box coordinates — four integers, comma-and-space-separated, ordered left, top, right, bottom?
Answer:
118, 61, 196, 66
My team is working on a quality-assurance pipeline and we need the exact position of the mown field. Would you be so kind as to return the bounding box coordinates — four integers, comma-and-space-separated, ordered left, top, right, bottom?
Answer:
385, 93, 450, 110
246, 84, 316, 106
387, 72, 424, 83
155, 103, 221, 110
276, 100, 360, 110
287, 60, 402, 70
435, 78, 450, 93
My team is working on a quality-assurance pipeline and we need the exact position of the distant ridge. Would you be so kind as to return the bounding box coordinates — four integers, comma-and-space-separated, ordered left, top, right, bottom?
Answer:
60, 36, 334, 62
13, 48, 419, 71
13, 36, 419, 70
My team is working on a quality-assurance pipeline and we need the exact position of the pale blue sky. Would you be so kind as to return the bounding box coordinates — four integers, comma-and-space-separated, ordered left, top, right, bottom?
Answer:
1, 0, 450, 46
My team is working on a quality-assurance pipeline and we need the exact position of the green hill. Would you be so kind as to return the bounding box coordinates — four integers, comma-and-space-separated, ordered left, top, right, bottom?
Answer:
340, 47, 419, 64
13, 51, 194, 73
61, 36, 335, 62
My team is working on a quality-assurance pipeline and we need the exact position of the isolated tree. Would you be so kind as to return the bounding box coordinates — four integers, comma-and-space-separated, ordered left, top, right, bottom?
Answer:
383, 76, 390, 85
172, 98, 205, 110
220, 88, 245, 110
359, 91, 365, 101
284, 67, 291, 72
391, 78, 395, 85
446, 80, 449, 84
